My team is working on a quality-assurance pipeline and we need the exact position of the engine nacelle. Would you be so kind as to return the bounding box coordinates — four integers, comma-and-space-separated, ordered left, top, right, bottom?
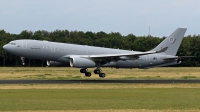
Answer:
47, 60, 67, 66
70, 57, 95, 68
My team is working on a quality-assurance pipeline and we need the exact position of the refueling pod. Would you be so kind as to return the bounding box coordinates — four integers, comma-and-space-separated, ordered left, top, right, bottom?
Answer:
47, 60, 68, 66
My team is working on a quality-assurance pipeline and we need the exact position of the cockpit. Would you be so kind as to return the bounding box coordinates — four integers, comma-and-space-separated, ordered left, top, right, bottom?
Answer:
8, 42, 16, 45
3, 40, 25, 57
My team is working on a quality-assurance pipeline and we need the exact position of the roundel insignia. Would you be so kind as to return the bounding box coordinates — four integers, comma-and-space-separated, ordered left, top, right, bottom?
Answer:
169, 37, 174, 43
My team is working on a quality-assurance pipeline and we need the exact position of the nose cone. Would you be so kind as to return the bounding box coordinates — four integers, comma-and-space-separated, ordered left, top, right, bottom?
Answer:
3, 44, 7, 50
3, 44, 11, 52
3, 44, 19, 56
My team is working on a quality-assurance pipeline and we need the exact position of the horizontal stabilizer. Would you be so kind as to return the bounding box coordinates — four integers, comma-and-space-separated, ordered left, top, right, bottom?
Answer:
163, 56, 195, 60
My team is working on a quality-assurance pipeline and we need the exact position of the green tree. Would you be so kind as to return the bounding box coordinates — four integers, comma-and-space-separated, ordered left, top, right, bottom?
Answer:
18, 30, 33, 39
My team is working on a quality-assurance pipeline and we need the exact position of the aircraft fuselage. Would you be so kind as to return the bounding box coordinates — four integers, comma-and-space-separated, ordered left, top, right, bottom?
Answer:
3, 39, 178, 69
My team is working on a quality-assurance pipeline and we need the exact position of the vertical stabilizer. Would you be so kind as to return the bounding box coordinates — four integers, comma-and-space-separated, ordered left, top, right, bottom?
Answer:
151, 28, 187, 56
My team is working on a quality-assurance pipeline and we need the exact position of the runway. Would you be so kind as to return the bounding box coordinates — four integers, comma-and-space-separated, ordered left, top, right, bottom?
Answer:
0, 80, 200, 84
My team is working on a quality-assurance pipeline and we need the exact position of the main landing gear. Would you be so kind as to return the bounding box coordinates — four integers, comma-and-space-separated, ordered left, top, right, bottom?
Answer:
94, 68, 106, 78
80, 68, 106, 78
80, 68, 91, 77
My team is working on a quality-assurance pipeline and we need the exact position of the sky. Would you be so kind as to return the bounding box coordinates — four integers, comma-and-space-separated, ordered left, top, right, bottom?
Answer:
0, 0, 200, 37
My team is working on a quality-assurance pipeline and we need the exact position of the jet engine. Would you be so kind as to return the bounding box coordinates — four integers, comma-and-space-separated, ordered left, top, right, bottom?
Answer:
47, 60, 67, 66
70, 57, 95, 68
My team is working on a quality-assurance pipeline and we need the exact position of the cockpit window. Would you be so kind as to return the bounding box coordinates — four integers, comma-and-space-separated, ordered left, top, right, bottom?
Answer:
9, 42, 16, 45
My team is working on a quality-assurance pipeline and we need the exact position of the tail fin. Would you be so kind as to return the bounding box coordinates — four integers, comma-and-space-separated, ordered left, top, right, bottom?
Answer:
151, 28, 187, 56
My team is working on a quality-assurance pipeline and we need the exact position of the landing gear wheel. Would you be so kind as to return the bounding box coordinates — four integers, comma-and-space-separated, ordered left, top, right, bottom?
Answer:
85, 72, 91, 77
99, 73, 106, 78
22, 62, 25, 65
94, 69, 101, 74
80, 69, 87, 73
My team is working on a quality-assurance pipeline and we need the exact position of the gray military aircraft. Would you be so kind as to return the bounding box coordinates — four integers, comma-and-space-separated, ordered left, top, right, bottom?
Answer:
3, 28, 193, 78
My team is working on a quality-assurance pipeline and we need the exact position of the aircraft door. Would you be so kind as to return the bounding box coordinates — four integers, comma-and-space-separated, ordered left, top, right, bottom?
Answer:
50, 45, 55, 52
145, 55, 150, 62
22, 42, 27, 49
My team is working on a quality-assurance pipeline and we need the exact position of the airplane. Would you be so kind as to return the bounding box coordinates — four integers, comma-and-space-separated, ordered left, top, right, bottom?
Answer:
3, 28, 194, 78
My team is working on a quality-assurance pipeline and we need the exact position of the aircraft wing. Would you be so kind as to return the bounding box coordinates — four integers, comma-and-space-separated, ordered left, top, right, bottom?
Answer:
65, 47, 168, 63
88, 46, 168, 59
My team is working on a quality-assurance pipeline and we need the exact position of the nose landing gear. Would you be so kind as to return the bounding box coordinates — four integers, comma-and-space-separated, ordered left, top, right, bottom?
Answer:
20, 57, 25, 65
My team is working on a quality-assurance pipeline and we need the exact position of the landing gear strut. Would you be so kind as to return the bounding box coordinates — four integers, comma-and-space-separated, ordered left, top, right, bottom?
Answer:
20, 57, 25, 65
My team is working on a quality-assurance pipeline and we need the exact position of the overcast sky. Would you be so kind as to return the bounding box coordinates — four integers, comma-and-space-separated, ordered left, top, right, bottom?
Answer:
0, 0, 200, 37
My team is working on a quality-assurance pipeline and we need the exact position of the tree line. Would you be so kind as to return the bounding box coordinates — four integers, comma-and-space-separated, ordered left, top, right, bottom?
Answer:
0, 29, 199, 67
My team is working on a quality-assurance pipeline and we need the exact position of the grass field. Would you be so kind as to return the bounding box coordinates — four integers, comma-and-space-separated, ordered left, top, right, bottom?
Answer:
0, 67, 200, 80
0, 84, 200, 112
0, 67, 200, 112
